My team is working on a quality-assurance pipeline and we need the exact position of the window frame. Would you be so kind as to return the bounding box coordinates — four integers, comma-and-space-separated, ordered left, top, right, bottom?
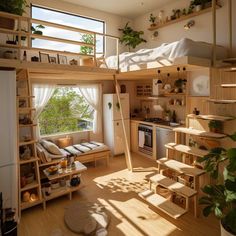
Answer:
38, 86, 94, 136
31, 4, 105, 54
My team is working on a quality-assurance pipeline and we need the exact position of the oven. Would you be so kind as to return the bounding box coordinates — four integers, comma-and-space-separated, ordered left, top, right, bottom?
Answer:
138, 124, 153, 156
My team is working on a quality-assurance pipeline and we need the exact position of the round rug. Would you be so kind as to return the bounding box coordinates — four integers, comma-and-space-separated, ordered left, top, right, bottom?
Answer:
64, 202, 109, 235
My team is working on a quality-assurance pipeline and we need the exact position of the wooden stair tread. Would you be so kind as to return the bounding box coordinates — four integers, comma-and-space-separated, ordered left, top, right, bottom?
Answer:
187, 114, 234, 121
149, 174, 197, 197
173, 127, 226, 139
165, 143, 208, 157
157, 158, 205, 177
139, 189, 187, 219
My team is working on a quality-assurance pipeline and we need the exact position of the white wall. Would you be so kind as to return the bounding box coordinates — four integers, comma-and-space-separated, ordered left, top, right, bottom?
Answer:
133, 0, 236, 56
0, 71, 18, 212
27, 0, 132, 56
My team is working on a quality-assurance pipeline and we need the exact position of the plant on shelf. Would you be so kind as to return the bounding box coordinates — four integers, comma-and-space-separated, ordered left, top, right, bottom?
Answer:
0, 0, 28, 16
198, 132, 236, 236
80, 34, 94, 55
208, 120, 223, 133
31, 24, 45, 36
80, 33, 94, 66
118, 22, 147, 51
149, 13, 157, 27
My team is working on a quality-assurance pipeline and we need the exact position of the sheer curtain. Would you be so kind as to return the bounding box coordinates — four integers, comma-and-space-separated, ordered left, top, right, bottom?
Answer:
32, 83, 56, 139
78, 84, 102, 134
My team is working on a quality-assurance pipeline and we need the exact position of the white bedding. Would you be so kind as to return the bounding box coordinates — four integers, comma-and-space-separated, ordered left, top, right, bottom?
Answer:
104, 38, 227, 71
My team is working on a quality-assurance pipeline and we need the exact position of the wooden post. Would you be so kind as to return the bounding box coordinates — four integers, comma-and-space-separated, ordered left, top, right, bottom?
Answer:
113, 74, 133, 171
116, 39, 120, 71
228, 0, 232, 57
212, 0, 216, 67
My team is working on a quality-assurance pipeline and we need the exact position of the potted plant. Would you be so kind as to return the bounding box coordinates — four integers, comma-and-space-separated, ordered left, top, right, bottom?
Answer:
198, 132, 236, 236
0, 0, 28, 29
208, 120, 223, 133
118, 22, 147, 52
80, 33, 94, 66
149, 13, 157, 27
190, 0, 203, 11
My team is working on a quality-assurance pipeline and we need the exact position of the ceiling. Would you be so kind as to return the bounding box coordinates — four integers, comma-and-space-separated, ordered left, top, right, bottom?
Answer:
61, 0, 175, 19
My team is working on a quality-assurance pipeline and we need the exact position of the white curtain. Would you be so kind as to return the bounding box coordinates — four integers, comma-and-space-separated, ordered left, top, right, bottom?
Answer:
78, 84, 102, 134
32, 83, 56, 138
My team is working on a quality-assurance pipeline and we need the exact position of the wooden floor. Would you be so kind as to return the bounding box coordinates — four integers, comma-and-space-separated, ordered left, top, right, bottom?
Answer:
19, 153, 220, 236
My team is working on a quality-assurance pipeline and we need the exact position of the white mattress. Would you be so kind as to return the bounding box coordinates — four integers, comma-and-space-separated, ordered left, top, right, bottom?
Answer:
104, 38, 227, 71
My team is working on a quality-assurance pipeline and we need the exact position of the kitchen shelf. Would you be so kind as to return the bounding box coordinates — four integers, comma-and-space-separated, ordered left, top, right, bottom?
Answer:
221, 84, 236, 88
148, 5, 221, 31
17, 95, 35, 99
187, 114, 235, 121
18, 107, 36, 113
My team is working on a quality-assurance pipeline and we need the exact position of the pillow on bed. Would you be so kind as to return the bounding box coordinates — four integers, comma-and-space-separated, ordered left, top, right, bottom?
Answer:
40, 139, 62, 155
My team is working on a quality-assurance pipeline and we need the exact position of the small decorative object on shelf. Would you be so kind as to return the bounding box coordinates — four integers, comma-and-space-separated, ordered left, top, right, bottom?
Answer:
70, 175, 80, 187
149, 13, 157, 27
158, 10, 165, 24
193, 107, 200, 115
69, 59, 78, 65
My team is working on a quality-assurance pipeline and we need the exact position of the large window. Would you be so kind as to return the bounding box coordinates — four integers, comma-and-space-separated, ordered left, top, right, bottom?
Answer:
39, 87, 94, 136
31, 5, 105, 54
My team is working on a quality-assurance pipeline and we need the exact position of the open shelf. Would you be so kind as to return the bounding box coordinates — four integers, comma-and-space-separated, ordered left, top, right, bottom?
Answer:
19, 123, 37, 128
149, 174, 197, 198
20, 157, 39, 164
139, 189, 187, 219
173, 127, 227, 139
165, 143, 209, 158
187, 114, 235, 121
208, 99, 236, 104
157, 158, 205, 177
148, 5, 221, 31
21, 199, 42, 210
221, 84, 236, 88
18, 107, 36, 113
20, 181, 39, 192
19, 139, 37, 146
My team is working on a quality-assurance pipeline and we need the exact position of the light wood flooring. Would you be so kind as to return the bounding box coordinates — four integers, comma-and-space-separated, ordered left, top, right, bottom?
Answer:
19, 153, 220, 236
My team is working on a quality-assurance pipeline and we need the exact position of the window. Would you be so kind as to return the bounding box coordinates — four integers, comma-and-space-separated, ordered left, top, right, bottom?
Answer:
39, 87, 94, 136
31, 5, 105, 54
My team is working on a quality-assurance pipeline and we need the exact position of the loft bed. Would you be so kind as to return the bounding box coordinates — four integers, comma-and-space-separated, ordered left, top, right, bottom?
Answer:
0, 0, 233, 81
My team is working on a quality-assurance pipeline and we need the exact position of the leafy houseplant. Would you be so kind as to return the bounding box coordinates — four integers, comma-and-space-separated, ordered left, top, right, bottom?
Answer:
198, 132, 236, 235
80, 34, 94, 66
208, 120, 223, 133
0, 0, 28, 16
118, 22, 147, 51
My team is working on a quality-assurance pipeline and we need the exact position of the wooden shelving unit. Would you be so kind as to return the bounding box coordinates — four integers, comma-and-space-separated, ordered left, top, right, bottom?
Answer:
17, 70, 42, 215
40, 161, 87, 209
187, 114, 235, 121
148, 5, 221, 31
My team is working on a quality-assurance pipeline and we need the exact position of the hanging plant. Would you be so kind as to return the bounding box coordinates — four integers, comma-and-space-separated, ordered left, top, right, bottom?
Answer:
118, 22, 147, 51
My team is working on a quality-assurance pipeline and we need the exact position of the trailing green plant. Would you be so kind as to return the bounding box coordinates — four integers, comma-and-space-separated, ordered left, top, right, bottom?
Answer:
80, 34, 94, 55
198, 132, 236, 235
118, 22, 146, 51
0, 0, 28, 16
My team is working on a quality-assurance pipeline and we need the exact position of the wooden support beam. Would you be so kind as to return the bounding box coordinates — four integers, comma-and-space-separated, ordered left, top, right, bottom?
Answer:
228, 0, 233, 57
113, 75, 133, 171
212, 0, 217, 67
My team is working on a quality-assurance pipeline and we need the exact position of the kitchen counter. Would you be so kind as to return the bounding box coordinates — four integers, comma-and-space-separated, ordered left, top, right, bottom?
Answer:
131, 118, 185, 130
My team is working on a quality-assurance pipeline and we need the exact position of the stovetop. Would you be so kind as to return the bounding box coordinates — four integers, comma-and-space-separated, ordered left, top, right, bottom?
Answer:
143, 117, 171, 126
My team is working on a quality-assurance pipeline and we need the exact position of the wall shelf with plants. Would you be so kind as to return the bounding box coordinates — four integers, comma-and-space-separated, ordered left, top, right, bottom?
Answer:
148, 4, 221, 31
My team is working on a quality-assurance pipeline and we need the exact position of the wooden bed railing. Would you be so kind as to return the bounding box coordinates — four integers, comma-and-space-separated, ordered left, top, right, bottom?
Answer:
0, 11, 120, 69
